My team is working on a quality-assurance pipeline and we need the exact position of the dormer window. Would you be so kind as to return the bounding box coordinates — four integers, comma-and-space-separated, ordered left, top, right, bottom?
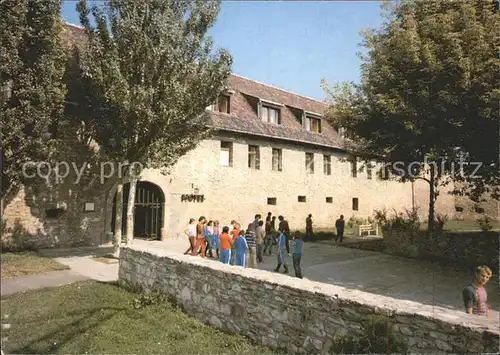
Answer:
258, 99, 282, 124
207, 94, 230, 114
261, 105, 280, 124
304, 112, 321, 133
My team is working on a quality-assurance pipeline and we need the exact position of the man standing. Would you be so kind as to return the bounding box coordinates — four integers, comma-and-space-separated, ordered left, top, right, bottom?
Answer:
292, 231, 304, 279
192, 216, 207, 257
255, 220, 266, 262
335, 215, 345, 242
305, 214, 313, 240
278, 215, 291, 255
462, 265, 492, 316
263, 217, 274, 255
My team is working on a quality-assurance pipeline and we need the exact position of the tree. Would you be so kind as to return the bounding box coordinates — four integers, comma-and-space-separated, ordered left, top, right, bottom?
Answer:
323, 0, 499, 234
0, 0, 67, 217
75, 0, 232, 247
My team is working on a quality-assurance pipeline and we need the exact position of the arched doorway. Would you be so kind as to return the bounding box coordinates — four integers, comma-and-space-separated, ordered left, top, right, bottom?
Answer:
111, 181, 165, 240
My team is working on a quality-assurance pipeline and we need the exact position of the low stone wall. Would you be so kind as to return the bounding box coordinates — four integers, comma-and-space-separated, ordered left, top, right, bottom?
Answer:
118, 245, 499, 354
383, 229, 499, 273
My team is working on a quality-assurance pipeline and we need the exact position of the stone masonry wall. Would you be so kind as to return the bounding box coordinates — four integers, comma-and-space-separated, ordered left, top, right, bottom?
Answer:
118, 245, 499, 354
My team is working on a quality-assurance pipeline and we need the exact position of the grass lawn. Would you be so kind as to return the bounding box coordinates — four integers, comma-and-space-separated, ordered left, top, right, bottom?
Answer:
0, 280, 283, 354
1, 252, 69, 279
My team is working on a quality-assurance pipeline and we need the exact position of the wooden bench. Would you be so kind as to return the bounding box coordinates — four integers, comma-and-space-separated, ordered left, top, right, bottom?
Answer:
356, 224, 379, 238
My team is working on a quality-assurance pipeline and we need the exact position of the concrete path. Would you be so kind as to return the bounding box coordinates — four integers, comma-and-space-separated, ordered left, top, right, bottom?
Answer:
38, 245, 119, 282
1, 270, 88, 297
1, 245, 119, 297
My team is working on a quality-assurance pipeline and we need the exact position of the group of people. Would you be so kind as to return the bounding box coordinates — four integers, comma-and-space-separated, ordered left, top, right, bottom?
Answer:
183, 213, 304, 279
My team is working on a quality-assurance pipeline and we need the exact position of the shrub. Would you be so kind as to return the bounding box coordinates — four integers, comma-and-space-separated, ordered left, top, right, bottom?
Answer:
372, 208, 420, 234
331, 315, 408, 354
434, 213, 449, 233
476, 215, 492, 231
347, 215, 366, 228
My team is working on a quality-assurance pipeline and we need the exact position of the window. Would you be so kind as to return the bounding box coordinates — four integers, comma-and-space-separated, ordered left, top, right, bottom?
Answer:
474, 206, 485, 214
220, 141, 233, 166
208, 94, 230, 113
248, 145, 260, 169
272, 148, 282, 171
366, 162, 372, 179
267, 197, 277, 205
323, 155, 331, 175
305, 153, 314, 173
298, 196, 306, 202
350, 159, 357, 178
326, 197, 333, 203
305, 115, 321, 133
261, 105, 280, 124
352, 198, 359, 211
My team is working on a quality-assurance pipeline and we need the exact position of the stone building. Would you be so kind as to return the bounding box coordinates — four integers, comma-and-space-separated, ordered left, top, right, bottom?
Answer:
1, 23, 495, 250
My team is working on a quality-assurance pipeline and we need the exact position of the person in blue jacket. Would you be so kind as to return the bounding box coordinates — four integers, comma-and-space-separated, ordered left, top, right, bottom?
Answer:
234, 229, 248, 267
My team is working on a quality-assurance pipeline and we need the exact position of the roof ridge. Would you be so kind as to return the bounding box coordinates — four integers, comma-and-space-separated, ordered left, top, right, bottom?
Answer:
63, 21, 85, 30
230, 73, 327, 106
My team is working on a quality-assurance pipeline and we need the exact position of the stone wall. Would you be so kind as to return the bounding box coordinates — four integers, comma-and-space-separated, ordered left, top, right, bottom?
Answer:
118, 245, 499, 354
383, 229, 499, 273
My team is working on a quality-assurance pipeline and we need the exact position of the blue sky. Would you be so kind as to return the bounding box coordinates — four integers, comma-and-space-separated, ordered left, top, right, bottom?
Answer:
61, 1, 385, 101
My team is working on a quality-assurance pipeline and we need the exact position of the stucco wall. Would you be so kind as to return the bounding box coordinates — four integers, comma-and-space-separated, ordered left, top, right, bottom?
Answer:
118, 245, 499, 354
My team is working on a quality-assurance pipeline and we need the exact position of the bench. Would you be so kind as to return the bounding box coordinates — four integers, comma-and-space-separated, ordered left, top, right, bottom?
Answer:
356, 224, 378, 238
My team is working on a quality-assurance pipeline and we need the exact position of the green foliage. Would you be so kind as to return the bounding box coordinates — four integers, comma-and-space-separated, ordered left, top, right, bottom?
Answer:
0, 0, 67, 199
331, 315, 408, 354
132, 291, 170, 309
476, 215, 493, 232
74, 0, 233, 173
434, 213, 449, 233
323, 0, 500, 230
373, 208, 420, 234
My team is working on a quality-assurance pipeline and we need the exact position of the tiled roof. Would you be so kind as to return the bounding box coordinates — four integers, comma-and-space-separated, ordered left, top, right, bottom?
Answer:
208, 110, 344, 150
62, 23, 345, 151
209, 74, 344, 150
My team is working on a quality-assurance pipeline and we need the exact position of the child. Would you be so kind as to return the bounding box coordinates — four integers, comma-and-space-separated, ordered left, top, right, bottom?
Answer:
274, 232, 289, 273
205, 220, 214, 258
213, 220, 221, 259
292, 231, 304, 279
234, 229, 248, 267
183, 218, 196, 255
219, 226, 233, 264
462, 265, 492, 316
230, 222, 240, 265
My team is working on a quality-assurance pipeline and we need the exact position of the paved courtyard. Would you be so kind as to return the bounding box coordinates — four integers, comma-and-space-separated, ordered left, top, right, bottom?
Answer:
136, 238, 499, 323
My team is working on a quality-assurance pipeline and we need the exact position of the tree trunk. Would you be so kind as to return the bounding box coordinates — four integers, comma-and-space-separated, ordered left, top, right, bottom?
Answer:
113, 182, 123, 252
126, 178, 137, 244
427, 164, 436, 234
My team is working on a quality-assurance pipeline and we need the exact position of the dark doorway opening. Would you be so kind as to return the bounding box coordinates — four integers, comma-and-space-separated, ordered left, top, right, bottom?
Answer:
111, 181, 164, 241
